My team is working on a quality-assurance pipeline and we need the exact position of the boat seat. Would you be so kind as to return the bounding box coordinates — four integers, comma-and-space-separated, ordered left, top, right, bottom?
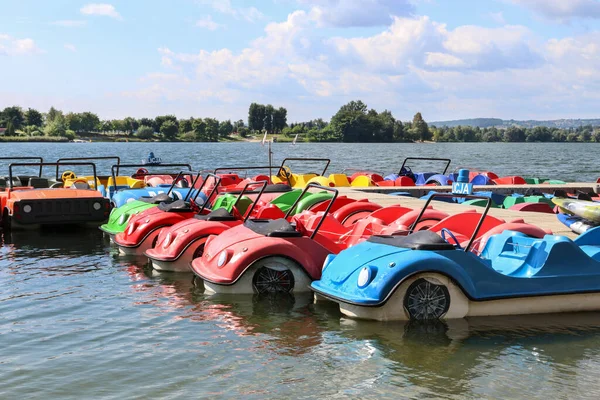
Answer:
71, 181, 90, 189
139, 193, 173, 204
194, 208, 236, 222
157, 199, 191, 212
244, 218, 302, 237
368, 230, 456, 251
264, 184, 292, 193
5, 176, 21, 187
28, 177, 49, 188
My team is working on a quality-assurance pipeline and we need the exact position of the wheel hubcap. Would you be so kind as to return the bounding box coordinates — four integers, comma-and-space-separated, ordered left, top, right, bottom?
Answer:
405, 279, 450, 320
252, 267, 294, 294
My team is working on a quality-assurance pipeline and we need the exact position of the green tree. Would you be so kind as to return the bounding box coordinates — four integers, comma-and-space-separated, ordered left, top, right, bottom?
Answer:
412, 112, 431, 141
160, 120, 178, 140
272, 107, 287, 133
122, 116, 138, 135
330, 100, 369, 142
263, 104, 274, 133
193, 119, 207, 141
24, 108, 43, 127
139, 117, 154, 128
503, 127, 525, 142
219, 120, 234, 138
136, 125, 155, 140
65, 112, 83, 132
179, 118, 193, 135
1, 106, 25, 129
5, 121, 15, 136
248, 103, 266, 131
98, 120, 113, 132
44, 118, 67, 137
204, 118, 220, 141
154, 115, 178, 132
46, 107, 63, 124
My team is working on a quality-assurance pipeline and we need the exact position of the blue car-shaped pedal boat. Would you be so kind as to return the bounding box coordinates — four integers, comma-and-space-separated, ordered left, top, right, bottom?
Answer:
311, 194, 600, 321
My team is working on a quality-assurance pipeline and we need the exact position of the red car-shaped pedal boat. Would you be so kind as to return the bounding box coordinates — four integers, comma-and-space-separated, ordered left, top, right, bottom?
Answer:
190, 183, 452, 294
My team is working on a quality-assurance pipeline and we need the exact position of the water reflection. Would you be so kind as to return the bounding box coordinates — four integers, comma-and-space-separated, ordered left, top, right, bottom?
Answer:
120, 263, 326, 356
337, 314, 600, 398
0, 229, 107, 276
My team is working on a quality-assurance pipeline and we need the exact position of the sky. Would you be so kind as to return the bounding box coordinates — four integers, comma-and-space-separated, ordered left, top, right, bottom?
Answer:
1, 0, 600, 123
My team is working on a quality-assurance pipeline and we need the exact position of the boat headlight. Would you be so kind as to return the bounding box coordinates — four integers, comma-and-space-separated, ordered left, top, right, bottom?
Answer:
127, 222, 136, 236
93, 202, 102, 211
23, 205, 32, 213
119, 214, 129, 225
357, 266, 372, 288
322, 254, 336, 271
217, 250, 229, 268
162, 233, 173, 249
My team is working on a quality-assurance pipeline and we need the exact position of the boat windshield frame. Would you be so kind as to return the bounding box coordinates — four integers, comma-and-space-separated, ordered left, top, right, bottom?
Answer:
408, 193, 493, 252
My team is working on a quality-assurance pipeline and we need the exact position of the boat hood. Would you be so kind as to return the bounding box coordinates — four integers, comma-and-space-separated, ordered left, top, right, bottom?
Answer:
100, 200, 156, 235
312, 231, 458, 305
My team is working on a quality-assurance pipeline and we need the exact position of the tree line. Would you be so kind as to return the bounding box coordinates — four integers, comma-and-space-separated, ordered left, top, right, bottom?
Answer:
0, 106, 251, 142
1, 101, 599, 143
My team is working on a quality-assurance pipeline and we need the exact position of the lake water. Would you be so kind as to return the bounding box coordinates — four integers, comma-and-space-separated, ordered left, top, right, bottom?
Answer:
2, 142, 600, 399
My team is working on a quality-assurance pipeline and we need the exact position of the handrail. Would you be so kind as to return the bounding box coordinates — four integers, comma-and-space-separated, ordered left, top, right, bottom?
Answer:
55, 156, 120, 179
8, 162, 98, 190
196, 173, 222, 215
284, 182, 338, 240
408, 193, 492, 252
0, 157, 44, 177
398, 157, 452, 175
230, 181, 268, 222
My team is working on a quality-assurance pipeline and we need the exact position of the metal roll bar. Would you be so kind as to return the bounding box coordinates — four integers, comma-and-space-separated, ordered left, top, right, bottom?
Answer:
284, 183, 338, 240
55, 156, 120, 179
398, 157, 452, 175
408, 193, 492, 253
8, 162, 98, 190
0, 157, 44, 177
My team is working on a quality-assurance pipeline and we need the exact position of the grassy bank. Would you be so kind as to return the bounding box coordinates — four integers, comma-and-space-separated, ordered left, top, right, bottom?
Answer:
0, 136, 69, 142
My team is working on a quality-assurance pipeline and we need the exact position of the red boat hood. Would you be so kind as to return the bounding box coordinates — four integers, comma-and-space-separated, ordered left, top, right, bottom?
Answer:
146, 218, 235, 260
202, 224, 263, 259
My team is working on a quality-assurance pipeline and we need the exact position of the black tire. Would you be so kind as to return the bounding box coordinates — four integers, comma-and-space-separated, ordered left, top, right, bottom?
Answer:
192, 242, 206, 260
251, 257, 298, 294
2, 209, 11, 230
403, 278, 450, 320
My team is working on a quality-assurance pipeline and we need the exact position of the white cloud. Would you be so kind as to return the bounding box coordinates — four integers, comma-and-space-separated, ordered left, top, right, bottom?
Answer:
299, 0, 415, 27
195, 15, 223, 30
0, 35, 43, 56
64, 43, 77, 52
512, 0, 600, 21
80, 3, 122, 20
51, 20, 87, 27
425, 52, 466, 67
120, 9, 600, 121
199, 0, 264, 22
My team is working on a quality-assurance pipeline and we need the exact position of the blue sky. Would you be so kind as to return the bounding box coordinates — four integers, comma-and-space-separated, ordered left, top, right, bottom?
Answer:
1, 0, 600, 122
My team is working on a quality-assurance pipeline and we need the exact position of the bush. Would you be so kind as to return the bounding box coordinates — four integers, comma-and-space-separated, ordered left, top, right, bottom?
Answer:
179, 131, 196, 142
136, 125, 155, 140
237, 127, 249, 138
44, 120, 67, 137
65, 130, 76, 140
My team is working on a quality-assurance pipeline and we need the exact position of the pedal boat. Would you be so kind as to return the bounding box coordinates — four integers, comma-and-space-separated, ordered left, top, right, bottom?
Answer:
190, 183, 457, 295
309, 194, 600, 322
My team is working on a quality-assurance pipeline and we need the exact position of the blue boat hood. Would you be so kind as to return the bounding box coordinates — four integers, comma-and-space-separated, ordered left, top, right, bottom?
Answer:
312, 233, 466, 306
